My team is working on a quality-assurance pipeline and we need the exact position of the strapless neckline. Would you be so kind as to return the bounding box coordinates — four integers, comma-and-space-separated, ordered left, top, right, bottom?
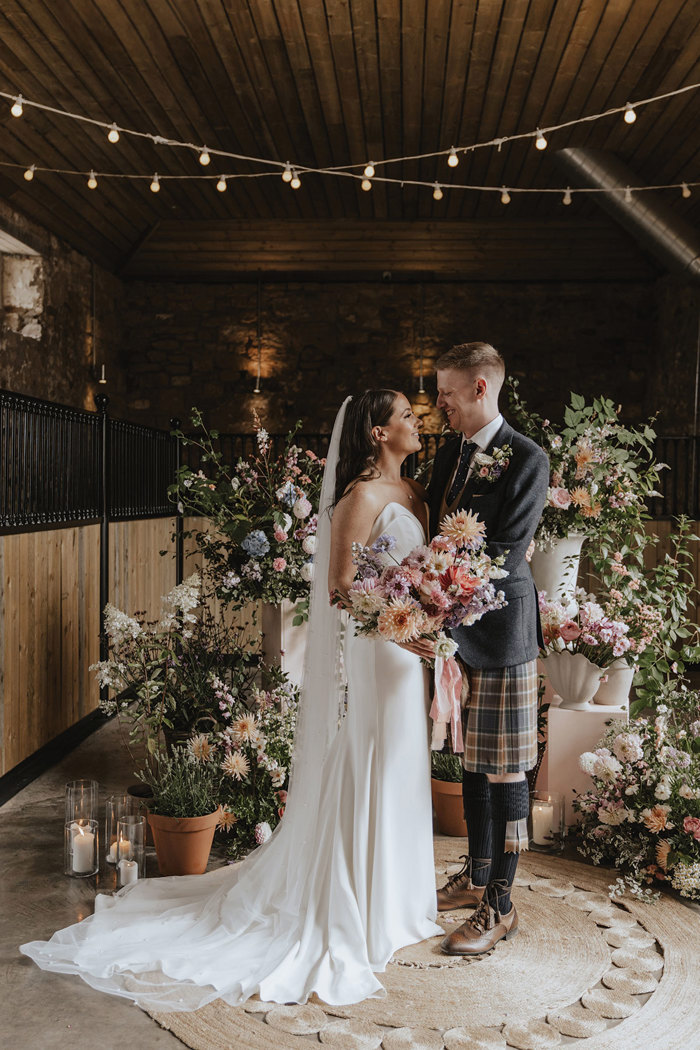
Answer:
369, 501, 426, 543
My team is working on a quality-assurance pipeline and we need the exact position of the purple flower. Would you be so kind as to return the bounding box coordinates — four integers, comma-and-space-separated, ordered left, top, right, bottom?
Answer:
371, 533, 397, 555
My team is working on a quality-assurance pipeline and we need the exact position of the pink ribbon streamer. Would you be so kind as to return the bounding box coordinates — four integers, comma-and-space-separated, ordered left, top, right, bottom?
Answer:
429, 655, 464, 753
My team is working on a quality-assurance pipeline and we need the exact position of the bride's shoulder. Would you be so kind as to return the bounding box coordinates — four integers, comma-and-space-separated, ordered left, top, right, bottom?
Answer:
333, 478, 384, 524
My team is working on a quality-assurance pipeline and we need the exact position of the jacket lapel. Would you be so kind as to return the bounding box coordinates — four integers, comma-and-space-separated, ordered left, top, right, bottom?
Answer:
459, 419, 515, 508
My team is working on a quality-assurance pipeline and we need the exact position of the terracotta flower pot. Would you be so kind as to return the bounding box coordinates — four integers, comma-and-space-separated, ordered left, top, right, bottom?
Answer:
147, 810, 219, 876
431, 777, 467, 837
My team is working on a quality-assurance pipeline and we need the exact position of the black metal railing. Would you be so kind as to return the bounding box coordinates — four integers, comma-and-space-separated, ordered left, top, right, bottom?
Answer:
0, 389, 178, 530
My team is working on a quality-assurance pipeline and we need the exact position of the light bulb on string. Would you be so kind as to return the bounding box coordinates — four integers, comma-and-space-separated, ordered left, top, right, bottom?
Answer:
447, 147, 459, 168
199, 148, 211, 166
87, 170, 98, 190
282, 162, 293, 183
150, 173, 161, 193
623, 103, 636, 124
535, 129, 547, 150
216, 176, 227, 192
107, 123, 120, 143
562, 188, 572, 205
682, 183, 691, 199
500, 187, 511, 205
10, 95, 23, 117
433, 182, 443, 201
290, 170, 301, 189
624, 186, 632, 203
364, 162, 375, 178
361, 177, 372, 191
23, 164, 35, 182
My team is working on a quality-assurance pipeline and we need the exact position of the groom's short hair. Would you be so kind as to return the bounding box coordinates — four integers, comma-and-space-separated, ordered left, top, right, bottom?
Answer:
436, 342, 505, 387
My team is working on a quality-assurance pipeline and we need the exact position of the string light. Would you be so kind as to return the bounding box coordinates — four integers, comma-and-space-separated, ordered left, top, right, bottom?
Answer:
361, 177, 372, 191
216, 175, 227, 192
199, 148, 211, 166
432, 182, 443, 201
364, 162, 375, 178
624, 186, 632, 203
107, 123, 120, 143
447, 147, 459, 168
623, 103, 637, 124
562, 187, 572, 205
10, 95, 23, 117
535, 129, 547, 150
290, 169, 301, 189
87, 170, 98, 189
500, 187, 511, 204
682, 182, 691, 198
23, 164, 35, 181
282, 162, 293, 183
150, 173, 160, 193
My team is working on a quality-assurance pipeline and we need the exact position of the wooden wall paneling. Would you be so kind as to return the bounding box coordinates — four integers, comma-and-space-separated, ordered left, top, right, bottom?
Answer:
109, 518, 178, 625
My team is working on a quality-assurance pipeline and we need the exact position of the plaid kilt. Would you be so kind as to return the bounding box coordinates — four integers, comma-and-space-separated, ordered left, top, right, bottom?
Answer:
461, 660, 538, 775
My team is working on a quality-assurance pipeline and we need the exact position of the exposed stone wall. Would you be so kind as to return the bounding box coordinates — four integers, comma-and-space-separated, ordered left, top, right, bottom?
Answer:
0, 199, 125, 415
121, 279, 658, 434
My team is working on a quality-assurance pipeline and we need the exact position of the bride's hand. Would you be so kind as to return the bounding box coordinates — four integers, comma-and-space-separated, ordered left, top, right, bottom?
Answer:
398, 638, 437, 660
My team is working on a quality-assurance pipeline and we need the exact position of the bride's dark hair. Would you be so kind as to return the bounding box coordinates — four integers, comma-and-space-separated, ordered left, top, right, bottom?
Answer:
334, 389, 398, 505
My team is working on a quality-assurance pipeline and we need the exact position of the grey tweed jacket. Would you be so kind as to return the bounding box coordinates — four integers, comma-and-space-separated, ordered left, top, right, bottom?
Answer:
426, 419, 549, 670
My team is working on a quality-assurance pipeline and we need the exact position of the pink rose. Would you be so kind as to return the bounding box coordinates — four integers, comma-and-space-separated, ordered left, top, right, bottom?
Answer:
272, 557, 287, 572
683, 816, 700, 841
548, 486, 572, 510
479, 466, 489, 477
274, 526, 288, 542
277, 790, 288, 803
560, 620, 581, 642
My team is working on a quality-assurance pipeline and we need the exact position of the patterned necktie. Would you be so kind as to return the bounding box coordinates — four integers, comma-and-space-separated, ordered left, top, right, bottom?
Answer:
447, 441, 477, 504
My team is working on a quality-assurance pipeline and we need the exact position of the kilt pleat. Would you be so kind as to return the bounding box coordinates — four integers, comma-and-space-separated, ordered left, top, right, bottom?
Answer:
462, 660, 538, 774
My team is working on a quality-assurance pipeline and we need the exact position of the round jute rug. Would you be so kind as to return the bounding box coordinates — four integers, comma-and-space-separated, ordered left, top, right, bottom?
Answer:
147, 836, 700, 1050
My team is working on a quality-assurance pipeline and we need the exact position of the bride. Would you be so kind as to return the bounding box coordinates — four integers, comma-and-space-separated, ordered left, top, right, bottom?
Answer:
21, 390, 443, 1011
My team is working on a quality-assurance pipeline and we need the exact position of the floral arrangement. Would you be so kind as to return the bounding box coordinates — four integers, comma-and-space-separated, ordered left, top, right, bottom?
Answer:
340, 508, 508, 645
574, 687, 700, 900
183, 678, 298, 858
507, 381, 662, 547
171, 410, 325, 611
585, 518, 700, 714
538, 589, 631, 668
473, 443, 512, 484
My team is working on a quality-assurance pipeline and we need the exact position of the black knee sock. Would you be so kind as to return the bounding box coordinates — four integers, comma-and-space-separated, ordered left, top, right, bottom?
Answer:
461, 770, 492, 886
489, 780, 530, 912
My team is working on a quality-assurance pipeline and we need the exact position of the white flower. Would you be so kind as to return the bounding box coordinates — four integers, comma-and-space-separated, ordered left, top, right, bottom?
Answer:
302, 535, 316, 555
655, 775, 672, 801
624, 784, 639, 796
301, 562, 314, 582
612, 733, 644, 764
579, 752, 598, 776
598, 806, 630, 826
473, 451, 495, 467
594, 754, 623, 781
103, 603, 142, 641
435, 636, 458, 659
255, 821, 272, 845
231, 477, 240, 492
270, 766, 286, 788
281, 512, 293, 532
680, 784, 700, 800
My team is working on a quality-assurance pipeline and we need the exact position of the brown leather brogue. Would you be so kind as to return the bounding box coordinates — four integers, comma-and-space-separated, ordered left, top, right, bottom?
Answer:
436, 855, 489, 912
440, 880, 518, 955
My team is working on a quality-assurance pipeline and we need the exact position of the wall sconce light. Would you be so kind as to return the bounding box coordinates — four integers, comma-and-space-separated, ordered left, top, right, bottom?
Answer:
98, 364, 107, 384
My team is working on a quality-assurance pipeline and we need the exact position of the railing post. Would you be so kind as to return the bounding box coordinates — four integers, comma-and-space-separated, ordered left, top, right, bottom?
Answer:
95, 394, 110, 703
171, 417, 184, 586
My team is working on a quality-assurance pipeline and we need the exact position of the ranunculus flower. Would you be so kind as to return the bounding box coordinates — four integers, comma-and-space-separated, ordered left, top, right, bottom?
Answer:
274, 526, 288, 542
439, 564, 481, 600
559, 619, 581, 642
548, 486, 572, 510
272, 557, 287, 572
293, 497, 312, 519
254, 822, 272, 845
683, 816, 700, 841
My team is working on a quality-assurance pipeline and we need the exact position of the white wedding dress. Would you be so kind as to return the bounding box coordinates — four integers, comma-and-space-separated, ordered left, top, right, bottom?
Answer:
21, 500, 442, 1010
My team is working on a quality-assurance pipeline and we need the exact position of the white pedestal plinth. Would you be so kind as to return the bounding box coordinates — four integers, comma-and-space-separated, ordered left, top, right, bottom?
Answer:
543, 704, 628, 826
261, 600, 307, 689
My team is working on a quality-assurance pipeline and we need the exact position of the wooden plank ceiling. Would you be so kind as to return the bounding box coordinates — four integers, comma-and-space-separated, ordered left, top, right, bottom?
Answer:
0, 0, 698, 280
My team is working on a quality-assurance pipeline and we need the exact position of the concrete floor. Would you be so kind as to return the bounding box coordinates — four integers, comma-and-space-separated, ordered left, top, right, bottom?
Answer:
0, 718, 194, 1050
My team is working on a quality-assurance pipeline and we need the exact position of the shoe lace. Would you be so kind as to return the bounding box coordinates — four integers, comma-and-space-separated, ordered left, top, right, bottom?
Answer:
468, 893, 493, 934
444, 855, 470, 890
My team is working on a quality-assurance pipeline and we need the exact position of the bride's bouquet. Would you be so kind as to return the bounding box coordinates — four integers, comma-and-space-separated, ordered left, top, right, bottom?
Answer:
335, 509, 508, 752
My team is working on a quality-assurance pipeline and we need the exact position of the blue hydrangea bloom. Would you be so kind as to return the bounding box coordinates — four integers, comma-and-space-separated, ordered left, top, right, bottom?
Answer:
241, 529, 270, 557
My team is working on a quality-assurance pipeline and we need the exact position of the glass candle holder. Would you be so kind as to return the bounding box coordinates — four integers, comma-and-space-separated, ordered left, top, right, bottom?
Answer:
529, 790, 565, 852
64, 818, 99, 877
105, 794, 141, 864
65, 779, 99, 825
117, 815, 146, 887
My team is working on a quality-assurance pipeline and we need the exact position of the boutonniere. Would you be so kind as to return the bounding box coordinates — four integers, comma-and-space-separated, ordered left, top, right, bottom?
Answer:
473, 444, 512, 483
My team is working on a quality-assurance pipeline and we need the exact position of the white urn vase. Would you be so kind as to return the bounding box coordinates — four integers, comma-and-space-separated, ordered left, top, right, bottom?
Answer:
542, 651, 605, 711
593, 657, 635, 707
530, 533, 585, 602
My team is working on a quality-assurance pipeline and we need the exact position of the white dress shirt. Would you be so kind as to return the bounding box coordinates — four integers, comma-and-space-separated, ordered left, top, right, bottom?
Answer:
462, 412, 504, 481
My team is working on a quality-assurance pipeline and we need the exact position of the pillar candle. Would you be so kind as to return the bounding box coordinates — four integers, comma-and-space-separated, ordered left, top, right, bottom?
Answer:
531, 802, 554, 846
118, 859, 138, 886
72, 828, 95, 873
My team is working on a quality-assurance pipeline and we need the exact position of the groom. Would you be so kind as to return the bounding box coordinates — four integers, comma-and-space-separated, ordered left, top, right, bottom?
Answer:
426, 342, 548, 955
